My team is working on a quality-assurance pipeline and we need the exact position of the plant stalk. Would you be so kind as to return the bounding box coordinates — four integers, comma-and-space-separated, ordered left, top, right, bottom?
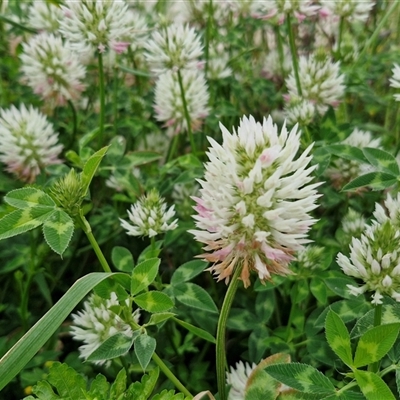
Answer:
98, 51, 106, 146
286, 14, 302, 96
177, 69, 197, 155
216, 266, 242, 400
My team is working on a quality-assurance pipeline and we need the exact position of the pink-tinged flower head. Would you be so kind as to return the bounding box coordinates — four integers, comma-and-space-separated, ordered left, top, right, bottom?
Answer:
58, 0, 131, 54
190, 115, 321, 288
28, 1, 63, 32
20, 32, 86, 108
0, 104, 63, 183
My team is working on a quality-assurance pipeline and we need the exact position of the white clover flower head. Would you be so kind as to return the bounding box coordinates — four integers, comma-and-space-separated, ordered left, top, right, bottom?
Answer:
320, 0, 375, 22
285, 53, 345, 115
28, 2, 64, 32
145, 23, 203, 74
341, 208, 366, 238
390, 64, 400, 102
71, 292, 139, 365
251, 0, 320, 23
284, 97, 316, 126
123, 9, 149, 52
338, 195, 400, 305
325, 128, 381, 187
297, 245, 325, 270
20, 33, 86, 108
154, 69, 210, 137
208, 43, 232, 80
226, 361, 257, 400
0, 104, 63, 183
120, 189, 178, 238
190, 115, 321, 288
59, 0, 131, 54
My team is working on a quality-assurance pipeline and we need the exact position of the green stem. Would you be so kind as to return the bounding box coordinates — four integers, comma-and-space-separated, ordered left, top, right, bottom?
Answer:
67, 100, 78, 149
274, 25, 285, 78
166, 133, 180, 162
368, 303, 382, 373
204, 0, 213, 78
77, 213, 112, 273
216, 266, 242, 400
352, 1, 399, 71
177, 69, 197, 155
335, 379, 358, 395
286, 14, 302, 96
336, 17, 344, 59
113, 66, 119, 136
151, 352, 193, 398
98, 51, 106, 146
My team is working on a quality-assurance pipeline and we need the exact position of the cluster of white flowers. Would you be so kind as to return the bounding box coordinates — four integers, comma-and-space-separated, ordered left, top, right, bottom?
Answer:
226, 361, 256, 400
58, 0, 132, 54
325, 128, 381, 187
337, 193, 400, 305
27, 1, 63, 33
20, 33, 86, 109
145, 22, 209, 137
390, 64, 400, 102
285, 54, 345, 117
251, 0, 320, 23
284, 98, 316, 126
190, 115, 320, 288
71, 292, 140, 365
120, 189, 178, 238
154, 69, 210, 137
320, 0, 375, 22
296, 245, 325, 270
0, 104, 63, 183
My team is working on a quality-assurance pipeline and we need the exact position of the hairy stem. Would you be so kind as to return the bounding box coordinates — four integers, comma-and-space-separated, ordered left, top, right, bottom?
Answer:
286, 14, 302, 96
216, 266, 242, 400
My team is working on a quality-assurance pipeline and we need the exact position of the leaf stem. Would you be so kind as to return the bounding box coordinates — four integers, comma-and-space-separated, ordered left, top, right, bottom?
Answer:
216, 266, 242, 400
286, 14, 302, 97
98, 51, 106, 146
368, 303, 382, 373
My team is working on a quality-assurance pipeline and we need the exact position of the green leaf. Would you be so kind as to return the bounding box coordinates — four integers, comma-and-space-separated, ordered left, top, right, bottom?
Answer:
353, 323, 400, 368
354, 370, 396, 400
363, 147, 399, 175
325, 310, 353, 367
4, 188, 55, 209
151, 389, 190, 400
131, 258, 160, 296
133, 291, 174, 313
134, 334, 156, 371
0, 206, 55, 240
125, 151, 162, 167
173, 283, 218, 313
245, 353, 290, 400
46, 362, 86, 399
342, 172, 397, 192
42, 209, 74, 256
173, 317, 216, 344
310, 278, 327, 304
396, 368, 400, 399
81, 146, 109, 196
118, 64, 152, 78
112, 246, 135, 272
110, 368, 127, 399
28, 381, 58, 399
326, 144, 369, 164
0, 272, 122, 391
126, 367, 160, 399
170, 260, 208, 285
264, 363, 336, 395
145, 312, 176, 327
87, 333, 135, 362
88, 374, 110, 399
